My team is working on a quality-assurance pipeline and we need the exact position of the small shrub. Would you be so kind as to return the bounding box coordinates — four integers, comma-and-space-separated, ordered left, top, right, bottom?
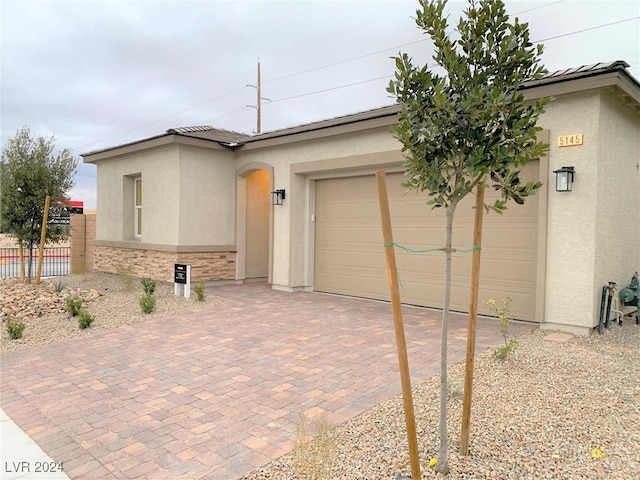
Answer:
78, 310, 95, 330
485, 297, 518, 360
141, 277, 156, 295
193, 281, 206, 302
493, 338, 518, 360
447, 379, 463, 398
294, 412, 337, 480
65, 296, 83, 317
6, 316, 26, 340
139, 293, 156, 314
52, 279, 67, 293
115, 263, 134, 290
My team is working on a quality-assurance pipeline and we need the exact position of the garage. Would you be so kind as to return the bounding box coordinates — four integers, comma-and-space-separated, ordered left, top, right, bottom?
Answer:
314, 161, 543, 321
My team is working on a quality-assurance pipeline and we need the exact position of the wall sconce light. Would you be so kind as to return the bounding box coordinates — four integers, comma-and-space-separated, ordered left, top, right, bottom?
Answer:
271, 189, 286, 206
552, 166, 575, 192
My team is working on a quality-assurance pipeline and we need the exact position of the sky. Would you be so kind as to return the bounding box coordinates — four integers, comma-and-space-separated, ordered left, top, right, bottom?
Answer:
1, 0, 639, 209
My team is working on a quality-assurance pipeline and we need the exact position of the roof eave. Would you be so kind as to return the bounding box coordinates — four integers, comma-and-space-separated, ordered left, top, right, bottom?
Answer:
82, 133, 236, 164
520, 61, 640, 107
241, 104, 400, 146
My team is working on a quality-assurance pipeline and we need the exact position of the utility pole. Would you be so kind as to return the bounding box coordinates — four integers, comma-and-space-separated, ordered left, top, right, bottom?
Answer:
247, 58, 270, 133
256, 60, 262, 133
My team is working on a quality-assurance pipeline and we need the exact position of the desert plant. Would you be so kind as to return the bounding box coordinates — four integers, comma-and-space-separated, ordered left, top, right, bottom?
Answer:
485, 297, 518, 359
78, 310, 95, 330
65, 296, 83, 317
52, 278, 67, 293
447, 379, 463, 398
5, 315, 26, 340
141, 277, 156, 295
193, 281, 206, 302
115, 263, 134, 290
139, 293, 156, 314
293, 412, 337, 480
493, 338, 518, 360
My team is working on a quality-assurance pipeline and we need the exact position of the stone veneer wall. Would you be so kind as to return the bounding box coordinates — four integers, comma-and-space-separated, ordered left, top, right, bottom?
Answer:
94, 245, 236, 283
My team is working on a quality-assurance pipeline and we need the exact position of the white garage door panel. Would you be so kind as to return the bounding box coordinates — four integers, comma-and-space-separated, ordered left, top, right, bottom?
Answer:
314, 163, 540, 321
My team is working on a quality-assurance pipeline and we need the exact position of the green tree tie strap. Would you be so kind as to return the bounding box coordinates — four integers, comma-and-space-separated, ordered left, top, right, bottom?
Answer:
384, 242, 480, 254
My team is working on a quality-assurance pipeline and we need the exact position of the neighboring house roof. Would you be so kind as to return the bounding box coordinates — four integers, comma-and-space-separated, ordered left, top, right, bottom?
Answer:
82, 60, 639, 160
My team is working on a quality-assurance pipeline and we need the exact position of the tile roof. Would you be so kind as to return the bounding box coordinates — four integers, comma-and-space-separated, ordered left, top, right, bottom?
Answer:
520, 60, 637, 90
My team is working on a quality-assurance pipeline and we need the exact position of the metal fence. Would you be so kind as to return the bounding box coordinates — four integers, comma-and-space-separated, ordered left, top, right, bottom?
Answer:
0, 247, 71, 278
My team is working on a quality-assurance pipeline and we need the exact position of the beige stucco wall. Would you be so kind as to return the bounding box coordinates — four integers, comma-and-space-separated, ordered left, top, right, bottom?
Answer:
177, 145, 236, 246
95, 142, 236, 248
236, 123, 402, 290
540, 89, 640, 334
593, 89, 640, 311
96, 145, 180, 244
539, 91, 600, 333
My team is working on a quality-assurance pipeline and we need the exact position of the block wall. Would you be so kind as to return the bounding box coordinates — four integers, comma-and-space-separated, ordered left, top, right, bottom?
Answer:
70, 214, 96, 273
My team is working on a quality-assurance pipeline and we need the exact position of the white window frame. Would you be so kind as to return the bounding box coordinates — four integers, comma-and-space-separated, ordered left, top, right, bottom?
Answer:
134, 177, 142, 238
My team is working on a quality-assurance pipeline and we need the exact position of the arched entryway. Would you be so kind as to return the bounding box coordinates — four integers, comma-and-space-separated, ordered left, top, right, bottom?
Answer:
236, 164, 273, 283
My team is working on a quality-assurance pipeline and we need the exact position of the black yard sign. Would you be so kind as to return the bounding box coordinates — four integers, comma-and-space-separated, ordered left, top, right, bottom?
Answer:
174, 263, 188, 284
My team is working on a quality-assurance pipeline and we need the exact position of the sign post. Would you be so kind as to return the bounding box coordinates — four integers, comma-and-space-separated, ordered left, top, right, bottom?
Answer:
174, 263, 191, 298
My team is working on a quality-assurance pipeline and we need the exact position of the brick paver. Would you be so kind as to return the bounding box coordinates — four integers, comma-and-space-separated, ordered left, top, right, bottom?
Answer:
1, 283, 532, 479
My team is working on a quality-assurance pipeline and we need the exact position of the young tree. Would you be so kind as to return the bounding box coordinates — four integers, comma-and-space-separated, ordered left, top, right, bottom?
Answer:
1, 126, 77, 282
387, 0, 549, 474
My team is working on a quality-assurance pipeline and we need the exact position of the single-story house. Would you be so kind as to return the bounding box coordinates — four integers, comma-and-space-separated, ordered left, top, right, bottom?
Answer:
82, 60, 640, 335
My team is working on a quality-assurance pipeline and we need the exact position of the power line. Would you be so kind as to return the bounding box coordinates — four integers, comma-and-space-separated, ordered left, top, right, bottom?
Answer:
264, 40, 423, 84
534, 16, 639, 43
265, 14, 638, 86
258, 4, 415, 63
77, 86, 249, 150
512, 0, 566, 16
268, 75, 392, 104
196, 106, 251, 125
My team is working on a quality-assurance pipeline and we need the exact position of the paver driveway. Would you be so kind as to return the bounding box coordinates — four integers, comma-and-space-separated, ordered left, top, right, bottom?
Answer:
1, 283, 533, 479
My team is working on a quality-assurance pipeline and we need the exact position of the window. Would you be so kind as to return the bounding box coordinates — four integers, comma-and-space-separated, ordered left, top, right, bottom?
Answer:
134, 177, 142, 237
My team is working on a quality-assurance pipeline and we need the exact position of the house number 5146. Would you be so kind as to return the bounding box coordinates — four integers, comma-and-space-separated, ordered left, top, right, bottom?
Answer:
557, 134, 583, 147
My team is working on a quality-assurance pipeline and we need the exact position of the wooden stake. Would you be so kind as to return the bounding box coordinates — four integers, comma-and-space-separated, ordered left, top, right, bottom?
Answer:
19, 243, 25, 282
375, 170, 421, 480
35, 195, 50, 285
460, 184, 485, 455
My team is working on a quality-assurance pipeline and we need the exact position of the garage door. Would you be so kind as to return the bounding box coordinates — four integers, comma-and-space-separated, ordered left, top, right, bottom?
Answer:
314, 161, 541, 321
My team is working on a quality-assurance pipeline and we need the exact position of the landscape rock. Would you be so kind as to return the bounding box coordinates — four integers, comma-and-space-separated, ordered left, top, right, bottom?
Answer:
1, 272, 221, 352
0, 277, 100, 322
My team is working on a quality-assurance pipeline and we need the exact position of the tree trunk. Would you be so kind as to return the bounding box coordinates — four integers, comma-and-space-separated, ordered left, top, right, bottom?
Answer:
435, 201, 458, 475
26, 240, 34, 283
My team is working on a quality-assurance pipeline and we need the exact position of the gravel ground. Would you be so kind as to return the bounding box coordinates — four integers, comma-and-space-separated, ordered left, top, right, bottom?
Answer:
1, 272, 221, 352
244, 320, 640, 480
